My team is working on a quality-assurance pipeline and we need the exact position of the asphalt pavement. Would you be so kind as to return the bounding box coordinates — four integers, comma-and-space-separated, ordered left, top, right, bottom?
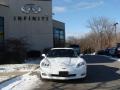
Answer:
34, 55, 120, 90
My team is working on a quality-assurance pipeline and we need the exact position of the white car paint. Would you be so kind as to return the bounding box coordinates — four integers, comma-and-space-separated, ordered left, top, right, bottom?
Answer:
40, 48, 87, 80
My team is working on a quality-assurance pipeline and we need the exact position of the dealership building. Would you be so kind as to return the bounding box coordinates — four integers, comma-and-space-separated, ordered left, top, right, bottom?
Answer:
0, 0, 65, 51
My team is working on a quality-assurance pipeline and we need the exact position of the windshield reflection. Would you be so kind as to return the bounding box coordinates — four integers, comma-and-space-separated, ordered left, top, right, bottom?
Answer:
47, 49, 78, 58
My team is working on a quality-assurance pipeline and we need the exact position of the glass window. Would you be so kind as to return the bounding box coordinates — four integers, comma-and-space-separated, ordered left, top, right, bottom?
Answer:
0, 17, 4, 45
0, 35, 4, 43
60, 35, 64, 39
54, 33, 59, 38
60, 30, 64, 35
53, 28, 65, 47
0, 18, 3, 21
0, 27, 4, 32
0, 21, 4, 26
54, 29, 59, 34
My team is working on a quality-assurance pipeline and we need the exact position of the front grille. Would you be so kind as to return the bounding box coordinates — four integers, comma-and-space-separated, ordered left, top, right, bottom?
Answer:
51, 74, 76, 77
59, 71, 69, 77
51, 71, 76, 77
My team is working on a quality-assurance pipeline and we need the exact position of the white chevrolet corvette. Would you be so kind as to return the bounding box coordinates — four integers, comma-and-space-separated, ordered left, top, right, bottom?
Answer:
40, 48, 87, 80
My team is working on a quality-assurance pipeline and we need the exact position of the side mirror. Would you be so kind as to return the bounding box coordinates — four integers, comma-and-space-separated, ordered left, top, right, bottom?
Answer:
42, 54, 46, 58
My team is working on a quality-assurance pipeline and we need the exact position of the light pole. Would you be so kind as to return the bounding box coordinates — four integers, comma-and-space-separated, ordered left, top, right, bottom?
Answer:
113, 22, 118, 43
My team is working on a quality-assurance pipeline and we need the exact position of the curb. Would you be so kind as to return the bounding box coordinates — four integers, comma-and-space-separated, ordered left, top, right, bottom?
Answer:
0, 75, 21, 85
0, 66, 40, 85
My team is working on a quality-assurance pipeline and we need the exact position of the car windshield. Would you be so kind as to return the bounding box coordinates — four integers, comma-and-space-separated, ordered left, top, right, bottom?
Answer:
47, 49, 77, 57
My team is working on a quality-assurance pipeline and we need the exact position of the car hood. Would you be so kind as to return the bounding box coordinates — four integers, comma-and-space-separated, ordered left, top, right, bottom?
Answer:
46, 57, 84, 67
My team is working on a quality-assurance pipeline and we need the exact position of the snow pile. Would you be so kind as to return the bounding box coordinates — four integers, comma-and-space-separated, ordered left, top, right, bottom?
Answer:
0, 58, 40, 73
0, 73, 42, 90
0, 64, 39, 73
115, 58, 120, 62
91, 52, 96, 55
0, 76, 13, 83
0, 59, 41, 90
0, 76, 21, 90
0, 65, 17, 72
109, 57, 120, 62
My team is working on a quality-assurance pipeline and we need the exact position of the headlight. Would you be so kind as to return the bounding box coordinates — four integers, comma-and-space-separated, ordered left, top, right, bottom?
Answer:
76, 62, 85, 68
41, 59, 50, 68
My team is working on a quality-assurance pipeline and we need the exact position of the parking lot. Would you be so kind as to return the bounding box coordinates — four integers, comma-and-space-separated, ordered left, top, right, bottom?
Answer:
34, 55, 120, 90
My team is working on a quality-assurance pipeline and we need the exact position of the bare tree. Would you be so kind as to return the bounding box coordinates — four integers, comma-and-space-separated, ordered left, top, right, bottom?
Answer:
66, 17, 119, 54
87, 17, 116, 50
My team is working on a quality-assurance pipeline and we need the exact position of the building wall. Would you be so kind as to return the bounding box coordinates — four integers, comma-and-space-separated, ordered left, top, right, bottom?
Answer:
0, 0, 65, 51
7, 0, 53, 51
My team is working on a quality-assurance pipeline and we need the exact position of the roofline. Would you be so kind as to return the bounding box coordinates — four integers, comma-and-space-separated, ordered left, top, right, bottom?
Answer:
53, 19, 65, 25
0, 0, 52, 8
33, 0, 52, 1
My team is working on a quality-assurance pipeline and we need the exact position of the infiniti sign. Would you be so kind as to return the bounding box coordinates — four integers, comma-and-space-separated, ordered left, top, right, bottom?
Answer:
21, 4, 42, 14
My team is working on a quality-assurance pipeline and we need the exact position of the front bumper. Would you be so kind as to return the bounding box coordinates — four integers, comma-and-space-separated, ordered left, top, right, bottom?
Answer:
40, 66, 87, 80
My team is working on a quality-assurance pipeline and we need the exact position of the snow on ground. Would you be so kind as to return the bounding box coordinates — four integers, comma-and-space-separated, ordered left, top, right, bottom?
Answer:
110, 57, 120, 62
0, 76, 13, 83
0, 59, 40, 85
0, 58, 40, 73
117, 59, 120, 61
91, 52, 96, 55
0, 73, 43, 90
0, 64, 39, 73
0, 59, 42, 90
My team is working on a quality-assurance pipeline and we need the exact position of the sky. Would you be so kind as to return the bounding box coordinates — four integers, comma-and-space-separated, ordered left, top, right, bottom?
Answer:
52, 0, 120, 38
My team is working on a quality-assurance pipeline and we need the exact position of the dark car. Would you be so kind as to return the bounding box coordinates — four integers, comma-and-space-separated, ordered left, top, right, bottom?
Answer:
115, 47, 120, 58
42, 48, 51, 55
69, 44, 80, 55
109, 47, 116, 56
104, 48, 111, 55
96, 50, 106, 55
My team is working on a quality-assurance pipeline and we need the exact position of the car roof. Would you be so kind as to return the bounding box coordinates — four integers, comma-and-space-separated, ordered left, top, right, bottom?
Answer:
51, 48, 74, 50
